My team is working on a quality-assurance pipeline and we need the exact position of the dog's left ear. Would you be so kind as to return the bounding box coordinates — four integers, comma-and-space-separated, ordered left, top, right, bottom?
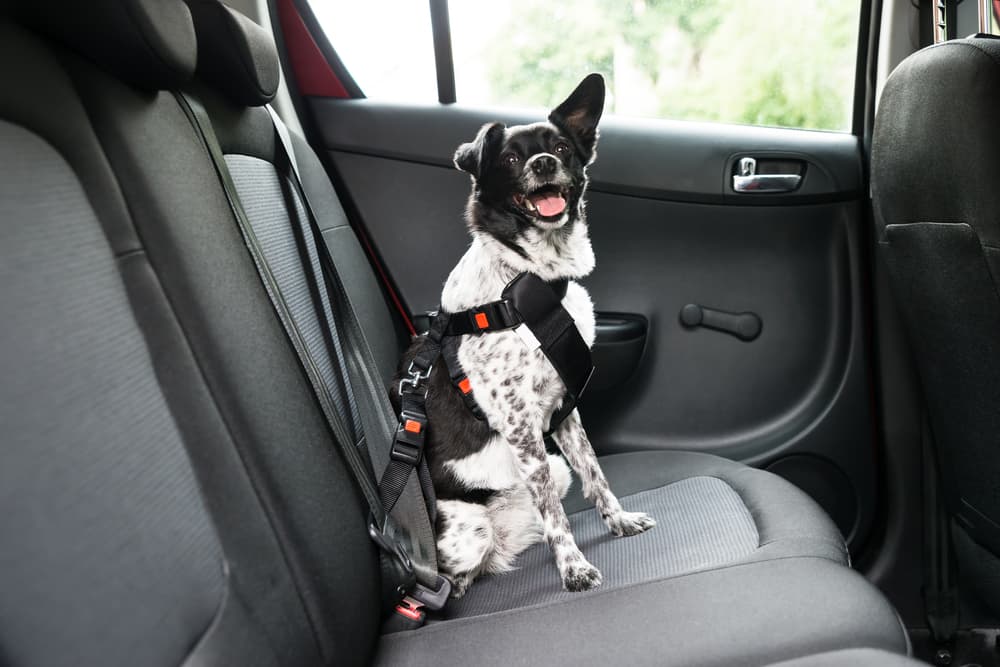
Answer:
454, 122, 506, 181
549, 73, 605, 162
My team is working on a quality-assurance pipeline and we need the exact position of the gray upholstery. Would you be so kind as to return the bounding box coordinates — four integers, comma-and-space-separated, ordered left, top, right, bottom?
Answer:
0, 118, 224, 666
377, 557, 908, 667
186, 0, 280, 106
872, 35, 1000, 605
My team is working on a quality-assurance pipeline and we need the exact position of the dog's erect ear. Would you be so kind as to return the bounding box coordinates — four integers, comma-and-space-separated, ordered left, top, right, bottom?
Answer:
454, 122, 505, 180
548, 73, 605, 161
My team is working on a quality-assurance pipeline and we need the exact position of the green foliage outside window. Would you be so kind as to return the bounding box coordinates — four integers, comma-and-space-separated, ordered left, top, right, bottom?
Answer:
467, 0, 859, 131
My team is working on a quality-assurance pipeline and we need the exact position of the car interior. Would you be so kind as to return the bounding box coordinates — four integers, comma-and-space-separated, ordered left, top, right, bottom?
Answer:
2, 0, 999, 665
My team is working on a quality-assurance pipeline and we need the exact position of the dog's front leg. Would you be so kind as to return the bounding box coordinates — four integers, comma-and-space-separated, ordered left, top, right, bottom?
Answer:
552, 409, 656, 537
502, 418, 602, 592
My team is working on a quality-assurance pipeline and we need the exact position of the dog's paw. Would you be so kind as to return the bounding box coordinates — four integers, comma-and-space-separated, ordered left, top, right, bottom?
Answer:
446, 573, 472, 599
561, 560, 603, 592
607, 510, 656, 537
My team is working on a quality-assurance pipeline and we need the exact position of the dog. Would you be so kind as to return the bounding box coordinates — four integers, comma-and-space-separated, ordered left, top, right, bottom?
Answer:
393, 73, 654, 598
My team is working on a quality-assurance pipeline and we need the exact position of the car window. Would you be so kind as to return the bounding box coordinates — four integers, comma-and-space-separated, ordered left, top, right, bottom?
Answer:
310, 0, 862, 132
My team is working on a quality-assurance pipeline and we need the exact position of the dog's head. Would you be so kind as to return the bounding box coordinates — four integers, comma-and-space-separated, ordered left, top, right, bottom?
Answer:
454, 74, 605, 243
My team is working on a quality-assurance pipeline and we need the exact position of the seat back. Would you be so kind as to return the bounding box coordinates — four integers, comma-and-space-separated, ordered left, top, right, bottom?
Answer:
871, 36, 1000, 559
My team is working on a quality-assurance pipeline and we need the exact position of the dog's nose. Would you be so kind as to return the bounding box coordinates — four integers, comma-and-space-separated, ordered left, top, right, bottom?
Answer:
531, 155, 557, 176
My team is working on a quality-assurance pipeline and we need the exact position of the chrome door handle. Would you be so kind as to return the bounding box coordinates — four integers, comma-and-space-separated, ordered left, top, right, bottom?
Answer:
732, 157, 802, 193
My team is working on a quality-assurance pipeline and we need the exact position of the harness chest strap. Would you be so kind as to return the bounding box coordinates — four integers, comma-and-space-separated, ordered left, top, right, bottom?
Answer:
442, 274, 591, 425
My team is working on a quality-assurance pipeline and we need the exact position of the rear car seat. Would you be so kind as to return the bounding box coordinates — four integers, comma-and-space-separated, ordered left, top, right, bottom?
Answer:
0, 1, 911, 665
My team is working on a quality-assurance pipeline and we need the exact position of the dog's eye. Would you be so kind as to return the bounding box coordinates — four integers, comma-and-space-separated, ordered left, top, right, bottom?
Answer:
502, 153, 520, 166
554, 142, 571, 156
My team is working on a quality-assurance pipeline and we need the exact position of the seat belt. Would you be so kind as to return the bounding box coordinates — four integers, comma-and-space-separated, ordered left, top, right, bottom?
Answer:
262, 105, 449, 612
921, 420, 959, 664
175, 92, 445, 618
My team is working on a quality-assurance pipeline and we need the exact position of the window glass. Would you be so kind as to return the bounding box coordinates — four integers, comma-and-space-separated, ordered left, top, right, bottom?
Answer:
309, 1, 438, 102
311, 0, 862, 131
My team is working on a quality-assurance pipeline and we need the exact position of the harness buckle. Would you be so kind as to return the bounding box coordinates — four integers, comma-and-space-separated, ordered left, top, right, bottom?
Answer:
398, 361, 433, 394
472, 310, 490, 330
390, 409, 427, 466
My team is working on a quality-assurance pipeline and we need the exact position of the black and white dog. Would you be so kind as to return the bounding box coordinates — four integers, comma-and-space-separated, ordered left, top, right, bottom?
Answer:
396, 74, 654, 597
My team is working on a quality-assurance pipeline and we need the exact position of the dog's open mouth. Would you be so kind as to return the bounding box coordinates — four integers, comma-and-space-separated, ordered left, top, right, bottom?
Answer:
513, 185, 570, 221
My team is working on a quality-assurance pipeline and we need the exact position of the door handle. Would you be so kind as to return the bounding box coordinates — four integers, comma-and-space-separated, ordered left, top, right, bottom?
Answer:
679, 303, 762, 342
732, 157, 802, 193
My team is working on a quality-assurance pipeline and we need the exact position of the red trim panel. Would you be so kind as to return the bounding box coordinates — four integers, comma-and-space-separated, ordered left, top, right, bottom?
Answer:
276, 0, 349, 98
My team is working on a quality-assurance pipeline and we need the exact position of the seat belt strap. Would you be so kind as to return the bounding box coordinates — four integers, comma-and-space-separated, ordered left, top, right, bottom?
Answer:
175, 92, 432, 613
922, 423, 959, 655
176, 92, 384, 521
263, 106, 447, 606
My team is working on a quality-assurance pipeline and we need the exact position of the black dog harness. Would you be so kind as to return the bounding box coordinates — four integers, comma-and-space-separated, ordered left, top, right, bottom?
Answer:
379, 273, 595, 515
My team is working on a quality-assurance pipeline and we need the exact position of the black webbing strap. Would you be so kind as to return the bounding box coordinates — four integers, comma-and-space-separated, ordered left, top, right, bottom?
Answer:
444, 299, 521, 335
441, 336, 485, 419
263, 107, 447, 609
922, 423, 959, 649
442, 279, 569, 337
501, 273, 593, 409
175, 93, 385, 522
378, 316, 447, 515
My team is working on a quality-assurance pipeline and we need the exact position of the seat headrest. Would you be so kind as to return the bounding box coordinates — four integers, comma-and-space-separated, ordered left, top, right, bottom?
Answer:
872, 35, 1000, 245
17, 0, 197, 90
185, 0, 280, 107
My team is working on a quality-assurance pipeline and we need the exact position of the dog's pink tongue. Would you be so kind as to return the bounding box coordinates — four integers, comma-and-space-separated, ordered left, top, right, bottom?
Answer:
531, 193, 566, 217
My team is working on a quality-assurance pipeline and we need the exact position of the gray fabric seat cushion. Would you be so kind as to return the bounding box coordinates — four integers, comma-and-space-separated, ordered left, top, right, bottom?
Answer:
767, 649, 925, 666
376, 557, 908, 667
376, 451, 895, 665
565, 451, 849, 563
436, 450, 847, 622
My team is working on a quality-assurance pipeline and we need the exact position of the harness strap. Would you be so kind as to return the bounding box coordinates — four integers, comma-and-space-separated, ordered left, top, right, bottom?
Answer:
377, 315, 447, 515
502, 273, 594, 421
442, 336, 486, 420
435, 273, 593, 434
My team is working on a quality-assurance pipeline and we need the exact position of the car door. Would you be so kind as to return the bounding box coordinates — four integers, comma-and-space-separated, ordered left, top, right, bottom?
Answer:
272, 0, 879, 555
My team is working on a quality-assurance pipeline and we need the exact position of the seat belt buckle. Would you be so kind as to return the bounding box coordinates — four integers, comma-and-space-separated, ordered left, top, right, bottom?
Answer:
409, 574, 452, 611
